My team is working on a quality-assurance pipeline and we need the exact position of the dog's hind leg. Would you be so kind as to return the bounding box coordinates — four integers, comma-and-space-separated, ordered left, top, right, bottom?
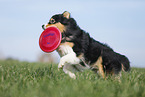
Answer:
92, 56, 105, 78
98, 64, 105, 78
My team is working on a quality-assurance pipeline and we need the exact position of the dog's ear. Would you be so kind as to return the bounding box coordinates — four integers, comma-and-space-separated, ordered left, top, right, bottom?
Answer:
62, 11, 70, 19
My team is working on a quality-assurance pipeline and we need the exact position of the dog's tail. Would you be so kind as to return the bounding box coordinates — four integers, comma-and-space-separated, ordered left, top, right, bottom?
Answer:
119, 54, 131, 72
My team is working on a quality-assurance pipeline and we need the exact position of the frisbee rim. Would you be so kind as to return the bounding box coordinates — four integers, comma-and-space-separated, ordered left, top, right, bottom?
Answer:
39, 26, 62, 52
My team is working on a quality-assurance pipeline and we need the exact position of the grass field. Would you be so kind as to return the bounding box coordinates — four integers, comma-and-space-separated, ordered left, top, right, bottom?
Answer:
0, 60, 145, 97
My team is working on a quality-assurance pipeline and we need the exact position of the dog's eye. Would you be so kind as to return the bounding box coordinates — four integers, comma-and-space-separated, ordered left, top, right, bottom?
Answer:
50, 19, 56, 24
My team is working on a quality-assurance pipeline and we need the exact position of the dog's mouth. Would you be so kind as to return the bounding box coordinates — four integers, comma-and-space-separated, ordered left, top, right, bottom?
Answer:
42, 23, 65, 33
42, 24, 73, 43
42, 24, 54, 30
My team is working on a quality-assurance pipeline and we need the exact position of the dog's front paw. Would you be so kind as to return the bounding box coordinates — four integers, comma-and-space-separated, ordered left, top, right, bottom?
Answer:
58, 63, 64, 69
58, 57, 66, 69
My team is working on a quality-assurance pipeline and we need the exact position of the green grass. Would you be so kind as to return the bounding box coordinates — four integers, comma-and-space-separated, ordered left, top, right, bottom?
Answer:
0, 60, 145, 97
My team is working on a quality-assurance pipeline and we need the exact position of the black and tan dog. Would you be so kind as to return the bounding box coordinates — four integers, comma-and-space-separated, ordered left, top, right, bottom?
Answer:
42, 11, 130, 79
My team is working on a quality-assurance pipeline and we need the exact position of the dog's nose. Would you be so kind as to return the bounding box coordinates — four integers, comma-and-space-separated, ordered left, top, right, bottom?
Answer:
42, 25, 45, 30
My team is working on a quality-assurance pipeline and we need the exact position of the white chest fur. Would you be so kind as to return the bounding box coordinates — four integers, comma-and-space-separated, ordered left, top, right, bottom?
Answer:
56, 42, 75, 57
57, 43, 80, 67
56, 42, 86, 79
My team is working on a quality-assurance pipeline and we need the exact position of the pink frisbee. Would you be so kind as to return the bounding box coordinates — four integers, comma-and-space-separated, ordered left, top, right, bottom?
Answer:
39, 26, 62, 52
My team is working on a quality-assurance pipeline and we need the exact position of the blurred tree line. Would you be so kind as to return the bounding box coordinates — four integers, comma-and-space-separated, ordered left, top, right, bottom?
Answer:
0, 51, 59, 64
37, 52, 59, 63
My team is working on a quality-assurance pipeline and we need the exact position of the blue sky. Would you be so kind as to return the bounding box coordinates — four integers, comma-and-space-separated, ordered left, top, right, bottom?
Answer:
0, 0, 145, 67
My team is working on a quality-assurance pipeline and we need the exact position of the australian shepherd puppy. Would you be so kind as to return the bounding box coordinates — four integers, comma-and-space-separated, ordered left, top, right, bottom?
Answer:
42, 11, 130, 79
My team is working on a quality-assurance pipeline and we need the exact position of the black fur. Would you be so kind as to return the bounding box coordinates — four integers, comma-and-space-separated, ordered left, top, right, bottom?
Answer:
48, 12, 130, 75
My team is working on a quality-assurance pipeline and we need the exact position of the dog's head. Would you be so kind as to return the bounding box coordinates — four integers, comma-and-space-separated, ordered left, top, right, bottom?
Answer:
42, 11, 77, 33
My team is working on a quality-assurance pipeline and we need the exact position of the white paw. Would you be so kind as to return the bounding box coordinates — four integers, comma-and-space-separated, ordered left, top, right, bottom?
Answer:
58, 63, 64, 69
69, 73, 76, 79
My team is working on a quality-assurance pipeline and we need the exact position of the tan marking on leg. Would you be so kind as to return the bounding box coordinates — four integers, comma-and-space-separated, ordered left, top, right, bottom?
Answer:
121, 63, 125, 72
92, 56, 105, 78
98, 63, 105, 78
